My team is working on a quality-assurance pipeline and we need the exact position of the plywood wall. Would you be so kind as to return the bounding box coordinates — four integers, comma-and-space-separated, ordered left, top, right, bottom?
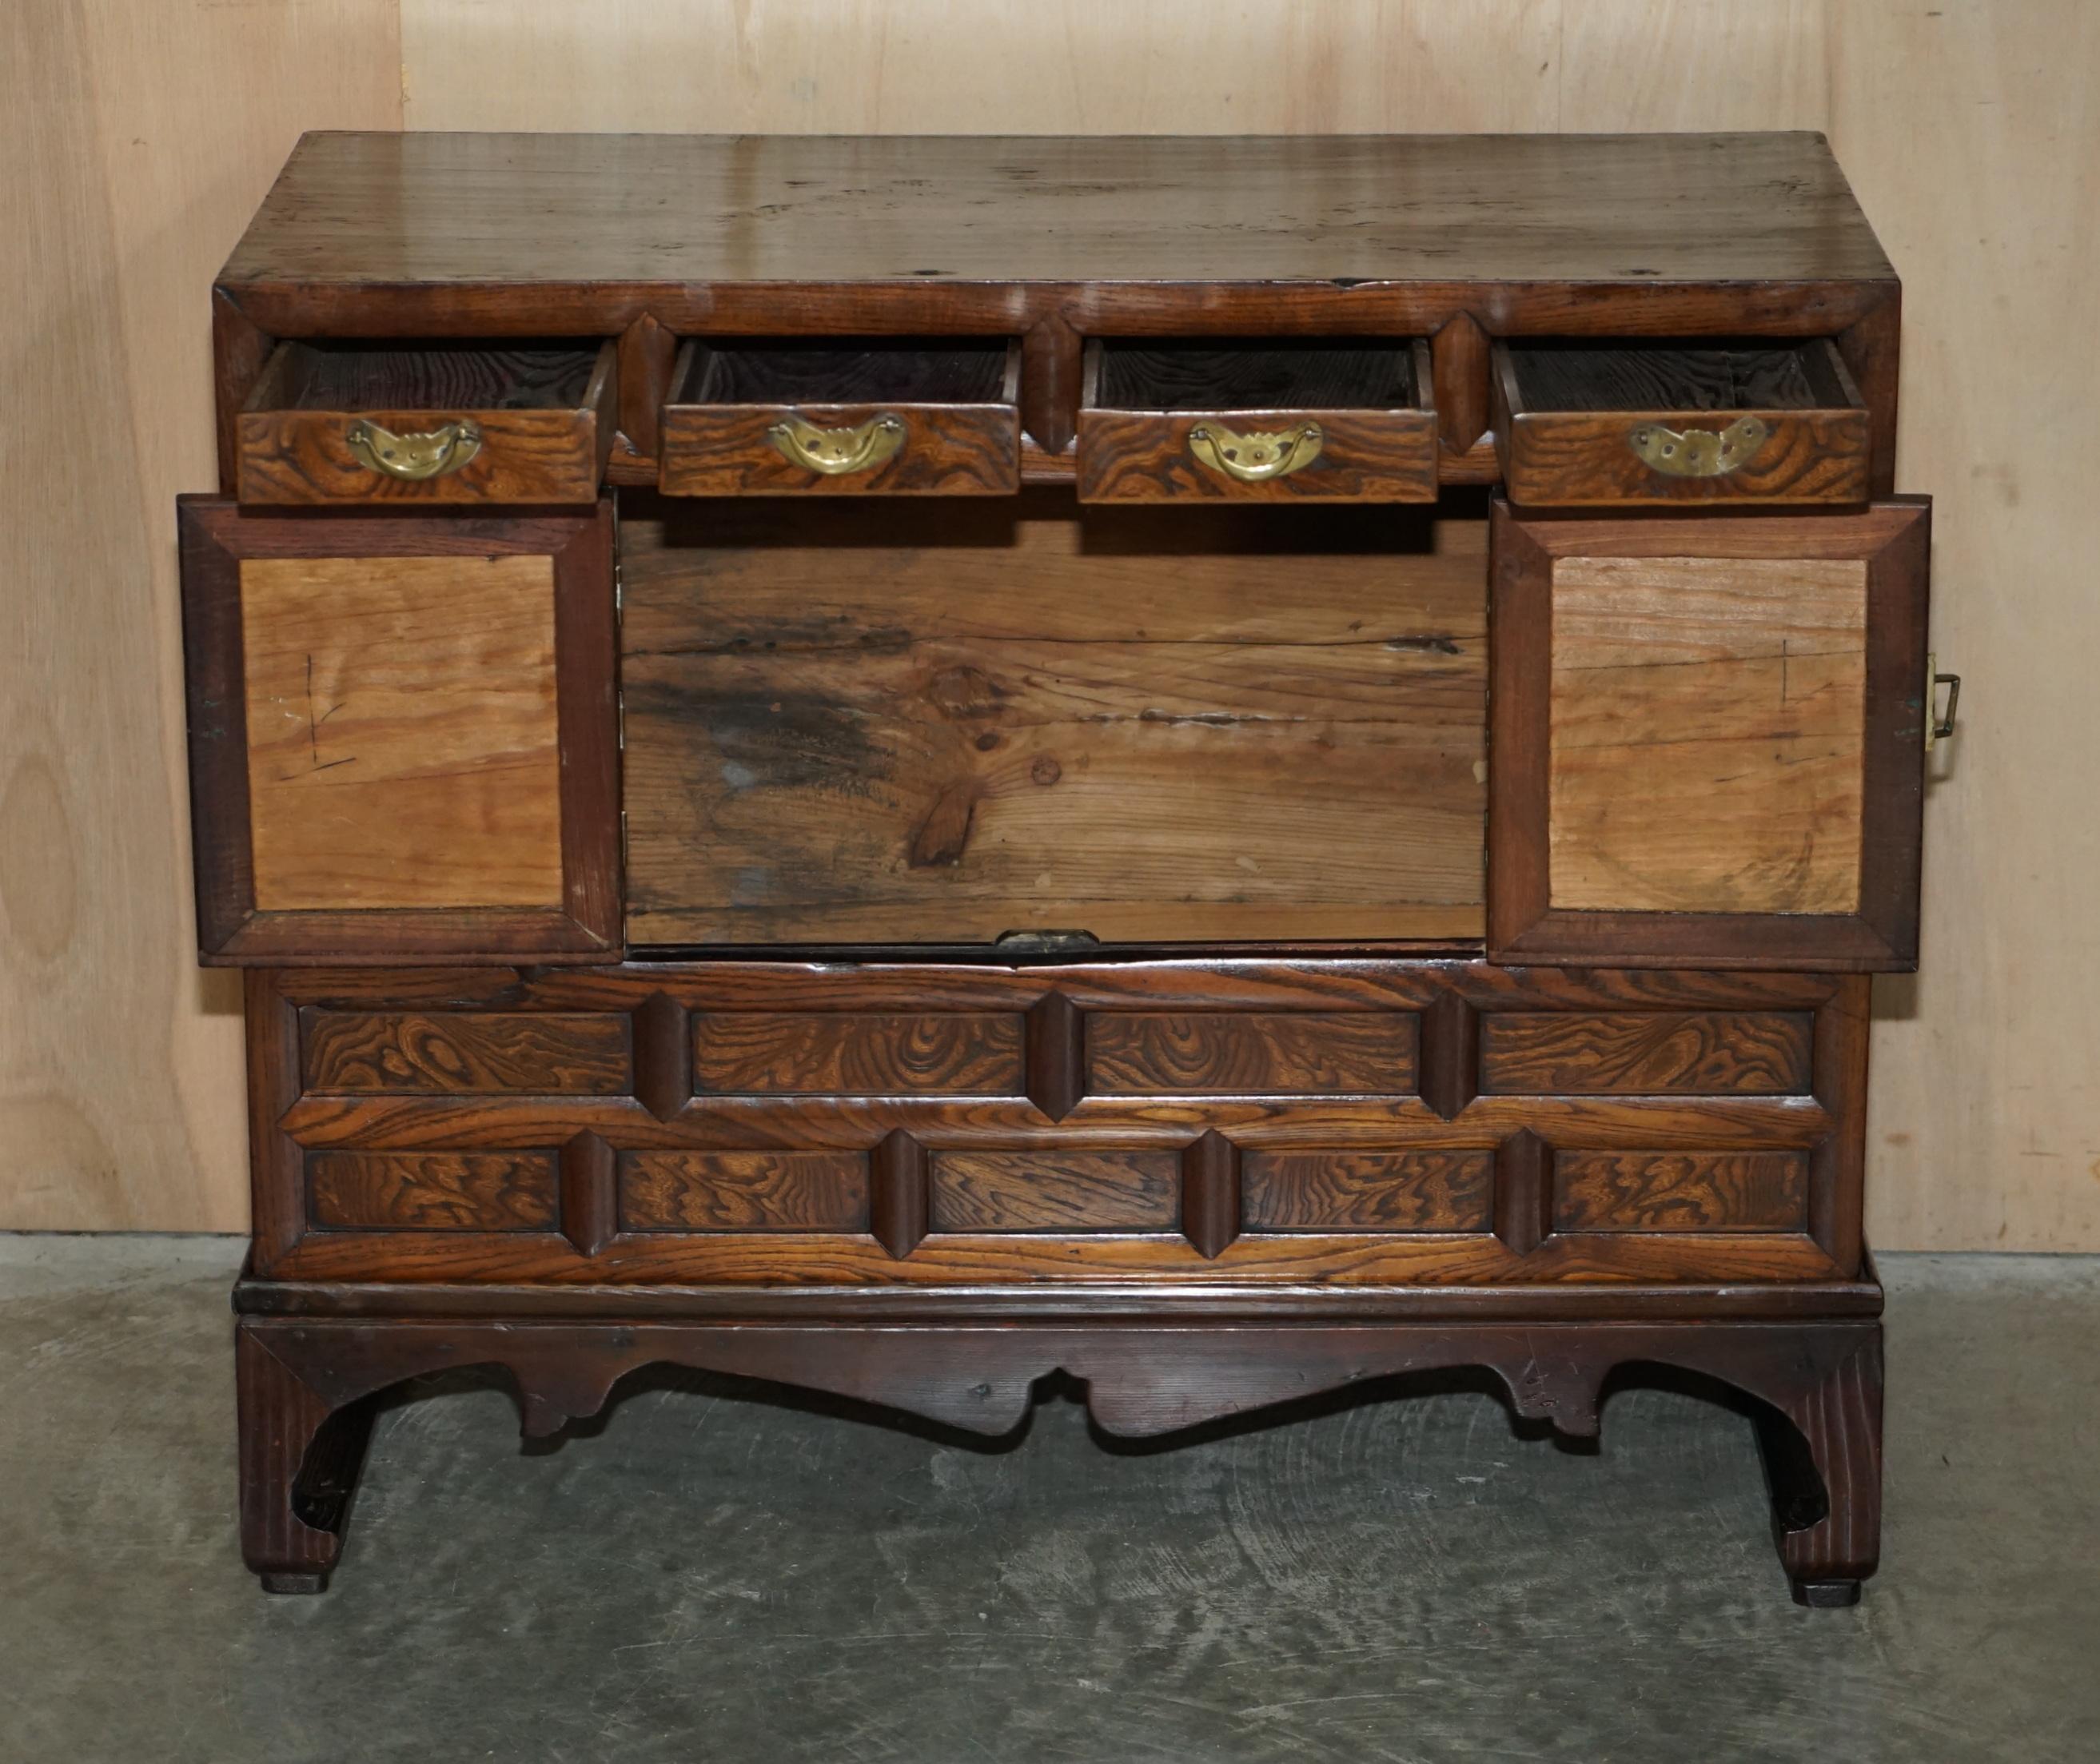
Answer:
6, 0, 2095, 1248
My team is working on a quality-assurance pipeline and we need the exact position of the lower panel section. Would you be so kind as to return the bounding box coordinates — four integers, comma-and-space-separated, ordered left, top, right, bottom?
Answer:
249, 958, 1867, 1288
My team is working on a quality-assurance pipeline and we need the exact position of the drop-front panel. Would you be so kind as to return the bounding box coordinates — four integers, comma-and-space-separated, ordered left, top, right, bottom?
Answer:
184, 131, 1933, 1603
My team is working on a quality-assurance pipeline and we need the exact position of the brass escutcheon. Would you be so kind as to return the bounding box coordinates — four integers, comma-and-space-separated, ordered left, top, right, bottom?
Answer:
1626, 415, 1771, 478
767, 412, 907, 476
1187, 420, 1325, 484
344, 417, 483, 480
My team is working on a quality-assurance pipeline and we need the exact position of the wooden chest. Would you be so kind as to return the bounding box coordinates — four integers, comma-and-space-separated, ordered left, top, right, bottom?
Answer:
192, 132, 1947, 1604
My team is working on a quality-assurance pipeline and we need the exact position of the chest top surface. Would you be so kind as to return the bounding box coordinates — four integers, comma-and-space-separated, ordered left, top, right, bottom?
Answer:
220, 130, 1894, 291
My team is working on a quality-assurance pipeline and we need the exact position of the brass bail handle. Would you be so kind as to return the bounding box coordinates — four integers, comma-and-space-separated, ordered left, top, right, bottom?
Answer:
1187, 420, 1325, 484
1626, 415, 1771, 478
345, 417, 483, 480
1926, 653, 1962, 752
768, 412, 907, 476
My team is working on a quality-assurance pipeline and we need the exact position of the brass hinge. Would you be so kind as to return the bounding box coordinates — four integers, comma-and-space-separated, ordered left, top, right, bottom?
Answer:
1926, 653, 1962, 751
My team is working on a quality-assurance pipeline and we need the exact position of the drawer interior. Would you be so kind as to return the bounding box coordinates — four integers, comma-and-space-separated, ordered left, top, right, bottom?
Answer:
1090, 339, 1426, 412
669, 339, 1017, 408
245, 339, 610, 414
619, 488, 1487, 949
1498, 338, 1862, 415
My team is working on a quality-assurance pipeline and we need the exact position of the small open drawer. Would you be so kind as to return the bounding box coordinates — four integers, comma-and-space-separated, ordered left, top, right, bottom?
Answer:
658, 340, 1022, 496
1076, 339, 1438, 504
235, 340, 616, 506
1492, 339, 1871, 508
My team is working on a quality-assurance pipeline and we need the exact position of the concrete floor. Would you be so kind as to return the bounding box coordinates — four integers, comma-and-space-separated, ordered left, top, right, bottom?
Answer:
3, 1240, 2097, 1764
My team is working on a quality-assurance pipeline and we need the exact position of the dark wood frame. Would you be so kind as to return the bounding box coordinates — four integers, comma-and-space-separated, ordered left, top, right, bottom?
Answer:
177, 498, 622, 965
1487, 498, 1931, 970
233, 1303, 1883, 1606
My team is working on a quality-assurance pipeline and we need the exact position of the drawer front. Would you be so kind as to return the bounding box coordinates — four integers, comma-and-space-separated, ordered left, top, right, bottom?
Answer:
1492, 340, 1870, 508
178, 499, 621, 964
1078, 340, 1437, 504
235, 341, 616, 506
658, 340, 1021, 496
249, 961, 1867, 1292
1488, 499, 1931, 971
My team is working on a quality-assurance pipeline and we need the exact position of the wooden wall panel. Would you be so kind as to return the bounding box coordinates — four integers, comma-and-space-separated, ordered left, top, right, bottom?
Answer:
0, 0, 399, 1230
6, 0, 2094, 1251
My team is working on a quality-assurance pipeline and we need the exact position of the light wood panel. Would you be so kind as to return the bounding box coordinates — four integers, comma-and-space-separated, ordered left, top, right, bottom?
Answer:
1547, 554, 1868, 916
241, 554, 564, 911
8, 0, 2097, 1250
0, 0, 398, 1229
620, 498, 1486, 946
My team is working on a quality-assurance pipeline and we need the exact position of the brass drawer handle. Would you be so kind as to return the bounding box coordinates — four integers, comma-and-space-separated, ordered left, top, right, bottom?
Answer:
1627, 415, 1770, 478
345, 417, 484, 480
1188, 420, 1325, 484
1927, 654, 1962, 751
767, 412, 907, 476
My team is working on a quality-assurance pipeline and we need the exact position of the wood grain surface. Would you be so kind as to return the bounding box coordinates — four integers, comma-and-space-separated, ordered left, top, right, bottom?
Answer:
1086, 1012, 1419, 1097
620, 493, 1486, 946
302, 1010, 632, 1095
221, 129, 1891, 290
240, 553, 564, 911
619, 1149, 868, 1232
1553, 1149, 1808, 1233
693, 1011, 1026, 1097
307, 1148, 558, 1229
929, 1149, 1181, 1232
1548, 553, 1869, 916
1241, 1149, 1495, 1232
1478, 1011, 1814, 1097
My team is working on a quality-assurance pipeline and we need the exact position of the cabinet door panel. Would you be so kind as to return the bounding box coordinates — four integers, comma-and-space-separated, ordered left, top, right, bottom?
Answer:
178, 498, 620, 963
1488, 499, 1929, 970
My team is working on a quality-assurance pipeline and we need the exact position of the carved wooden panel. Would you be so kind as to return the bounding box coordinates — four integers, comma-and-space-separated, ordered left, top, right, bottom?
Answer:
242, 553, 564, 910
302, 1010, 631, 1094
618, 500, 1485, 946
1478, 1011, 1812, 1096
1241, 1150, 1494, 1232
307, 1150, 558, 1230
247, 962, 1869, 1288
1087, 1011, 1418, 1096
1553, 1150, 1808, 1232
929, 1150, 1180, 1232
693, 1012, 1025, 1097
620, 1150, 867, 1232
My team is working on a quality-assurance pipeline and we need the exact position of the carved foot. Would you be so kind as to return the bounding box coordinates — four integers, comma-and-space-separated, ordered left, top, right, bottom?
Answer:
237, 1322, 374, 1593
1754, 1331, 1883, 1606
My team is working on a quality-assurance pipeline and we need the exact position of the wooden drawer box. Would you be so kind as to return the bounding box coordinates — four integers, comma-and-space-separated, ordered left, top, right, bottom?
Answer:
1077, 339, 1438, 503
236, 340, 618, 505
658, 339, 1022, 495
1492, 339, 1871, 508
247, 960, 1867, 1289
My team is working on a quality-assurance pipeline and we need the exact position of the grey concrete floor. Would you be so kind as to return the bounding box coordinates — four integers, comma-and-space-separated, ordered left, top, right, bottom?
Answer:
3, 1239, 2098, 1763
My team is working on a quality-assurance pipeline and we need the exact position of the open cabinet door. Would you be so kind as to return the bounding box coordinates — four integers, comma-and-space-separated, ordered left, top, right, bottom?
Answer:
1488, 499, 1930, 970
178, 499, 620, 964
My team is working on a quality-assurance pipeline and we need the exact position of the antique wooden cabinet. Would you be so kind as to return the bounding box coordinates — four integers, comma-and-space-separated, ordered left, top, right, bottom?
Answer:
185, 132, 1955, 1603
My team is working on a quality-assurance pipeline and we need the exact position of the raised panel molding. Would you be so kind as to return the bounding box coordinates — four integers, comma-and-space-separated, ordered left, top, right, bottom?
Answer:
248, 963, 1870, 1288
